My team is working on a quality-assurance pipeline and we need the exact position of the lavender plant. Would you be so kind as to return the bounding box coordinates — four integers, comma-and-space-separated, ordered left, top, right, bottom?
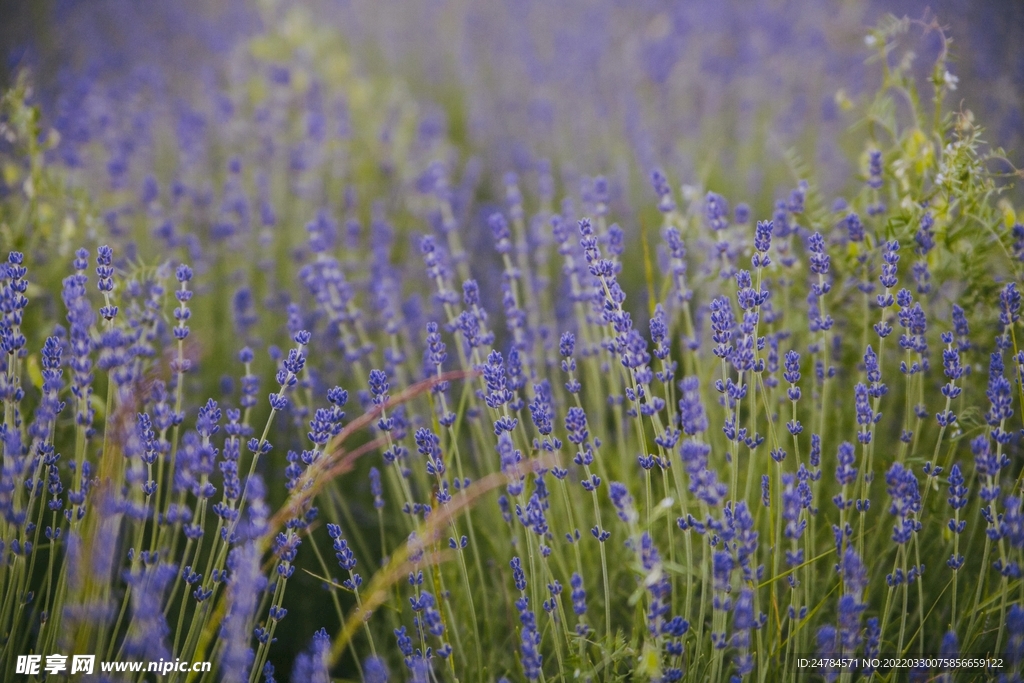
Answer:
2, 5, 1024, 683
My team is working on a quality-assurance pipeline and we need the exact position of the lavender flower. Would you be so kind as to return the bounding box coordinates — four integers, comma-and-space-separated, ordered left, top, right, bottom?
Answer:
886, 463, 921, 545
651, 170, 675, 213
291, 628, 331, 683
705, 192, 729, 232
122, 563, 176, 662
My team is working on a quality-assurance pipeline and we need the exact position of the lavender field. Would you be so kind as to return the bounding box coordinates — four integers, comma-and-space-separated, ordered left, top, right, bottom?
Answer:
1, 1, 1024, 681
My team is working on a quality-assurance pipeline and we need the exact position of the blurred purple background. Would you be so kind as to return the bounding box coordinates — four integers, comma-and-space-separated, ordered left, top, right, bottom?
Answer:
1, 0, 1021, 199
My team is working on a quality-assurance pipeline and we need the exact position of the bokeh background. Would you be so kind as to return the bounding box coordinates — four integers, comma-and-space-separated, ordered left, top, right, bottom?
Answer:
2, 0, 1022, 202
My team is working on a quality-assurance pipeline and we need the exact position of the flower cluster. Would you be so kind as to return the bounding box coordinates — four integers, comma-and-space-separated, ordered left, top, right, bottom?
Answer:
0, 7, 1021, 683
